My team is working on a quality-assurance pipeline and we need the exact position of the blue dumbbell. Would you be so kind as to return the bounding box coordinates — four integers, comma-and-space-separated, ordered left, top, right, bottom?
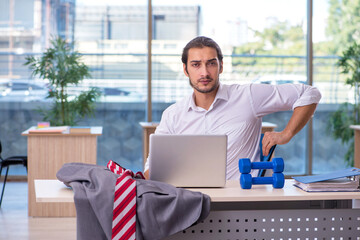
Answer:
240, 172, 285, 189
239, 157, 284, 174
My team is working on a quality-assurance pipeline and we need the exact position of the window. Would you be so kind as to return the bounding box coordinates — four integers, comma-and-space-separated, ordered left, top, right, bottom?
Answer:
153, 0, 308, 175
0, 0, 358, 175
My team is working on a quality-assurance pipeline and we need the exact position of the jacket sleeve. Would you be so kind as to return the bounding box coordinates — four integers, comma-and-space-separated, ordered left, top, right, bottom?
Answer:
57, 162, 117, 240
136, 179, 211, 240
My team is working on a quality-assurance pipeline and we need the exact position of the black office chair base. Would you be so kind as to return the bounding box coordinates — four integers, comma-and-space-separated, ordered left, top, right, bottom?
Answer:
0, 156, 27, 207
0, 166, 10, 207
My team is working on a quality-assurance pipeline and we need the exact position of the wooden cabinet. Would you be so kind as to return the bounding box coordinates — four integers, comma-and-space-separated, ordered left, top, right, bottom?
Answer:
22, 127, 102, 217
350, 125, 360, 168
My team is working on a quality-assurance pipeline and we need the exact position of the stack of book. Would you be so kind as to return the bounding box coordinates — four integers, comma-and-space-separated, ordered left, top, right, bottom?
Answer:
293, 168, 360, 192
69, 126, 91, 134
28, 126, 69, 134
27, 126, 92, 134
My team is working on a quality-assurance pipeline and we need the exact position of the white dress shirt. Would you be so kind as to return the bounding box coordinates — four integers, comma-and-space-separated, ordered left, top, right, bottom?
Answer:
145, 83, 321, 180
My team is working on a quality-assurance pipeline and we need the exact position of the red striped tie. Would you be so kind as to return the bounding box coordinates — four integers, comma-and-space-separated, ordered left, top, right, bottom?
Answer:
107, 160, 144, 240
112, 170, 136, 240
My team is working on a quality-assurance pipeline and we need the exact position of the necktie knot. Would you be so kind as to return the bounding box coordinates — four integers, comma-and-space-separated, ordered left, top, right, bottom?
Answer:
107, 160, 145, 180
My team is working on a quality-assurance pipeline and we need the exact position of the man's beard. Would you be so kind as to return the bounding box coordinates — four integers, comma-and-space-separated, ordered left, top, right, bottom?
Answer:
189, 77, 219, 94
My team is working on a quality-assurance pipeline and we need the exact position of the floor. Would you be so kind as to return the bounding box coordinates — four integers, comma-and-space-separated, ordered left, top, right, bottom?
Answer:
0, 181, 76, 240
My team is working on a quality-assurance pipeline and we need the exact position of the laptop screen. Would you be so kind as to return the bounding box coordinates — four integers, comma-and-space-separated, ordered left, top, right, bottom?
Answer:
149, 134, 227, 187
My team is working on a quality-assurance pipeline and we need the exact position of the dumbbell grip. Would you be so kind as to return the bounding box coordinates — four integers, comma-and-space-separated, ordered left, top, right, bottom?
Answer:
252, 176, 274, 184
251, 162, 273, 170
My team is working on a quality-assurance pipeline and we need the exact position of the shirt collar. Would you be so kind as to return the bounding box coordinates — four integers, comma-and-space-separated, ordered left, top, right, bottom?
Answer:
187, 83, 229, 112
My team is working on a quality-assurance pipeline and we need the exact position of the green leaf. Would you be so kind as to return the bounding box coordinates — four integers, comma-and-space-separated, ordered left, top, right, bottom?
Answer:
24, 36, 102, 126
328, 41, 360, 166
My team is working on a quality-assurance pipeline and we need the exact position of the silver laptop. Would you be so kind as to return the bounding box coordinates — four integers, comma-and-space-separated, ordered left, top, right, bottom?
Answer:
149, 134, 227, 187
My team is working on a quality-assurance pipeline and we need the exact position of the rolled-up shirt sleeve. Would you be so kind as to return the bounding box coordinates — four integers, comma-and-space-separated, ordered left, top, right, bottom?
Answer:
249, 83, 321, 118
291, 84, 322, 109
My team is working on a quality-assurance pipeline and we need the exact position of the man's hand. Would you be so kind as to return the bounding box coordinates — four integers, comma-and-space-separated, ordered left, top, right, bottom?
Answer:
262, 131, 291, 156
261, 103, 317, 156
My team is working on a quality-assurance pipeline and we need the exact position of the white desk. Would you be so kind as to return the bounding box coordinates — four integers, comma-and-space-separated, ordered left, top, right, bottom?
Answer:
35, 180, 74, 203
35, 179, 360, 203
35, 179, 360, 238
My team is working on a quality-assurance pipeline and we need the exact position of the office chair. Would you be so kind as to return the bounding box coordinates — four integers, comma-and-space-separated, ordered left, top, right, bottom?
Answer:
0, 140, 27, 207
258, 133, 276, 177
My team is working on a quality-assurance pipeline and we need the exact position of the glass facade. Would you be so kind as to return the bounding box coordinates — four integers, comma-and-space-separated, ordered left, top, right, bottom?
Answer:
0, 0, 358, 176
311, 0, 358, 173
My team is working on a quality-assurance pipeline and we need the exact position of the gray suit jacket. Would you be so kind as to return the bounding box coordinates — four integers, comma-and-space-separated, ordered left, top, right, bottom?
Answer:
56, 162, 210, 240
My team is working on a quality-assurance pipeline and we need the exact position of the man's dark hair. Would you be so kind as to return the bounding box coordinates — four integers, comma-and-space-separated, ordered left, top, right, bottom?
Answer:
181, 36, 223, 67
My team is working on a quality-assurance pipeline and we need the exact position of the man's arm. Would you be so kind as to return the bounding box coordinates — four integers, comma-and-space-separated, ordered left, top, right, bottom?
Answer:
261, 103, 317, 156
144, 169, 149, 179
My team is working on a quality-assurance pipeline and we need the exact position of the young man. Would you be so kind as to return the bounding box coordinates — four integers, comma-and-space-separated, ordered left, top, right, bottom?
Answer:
144, 36, 321, 180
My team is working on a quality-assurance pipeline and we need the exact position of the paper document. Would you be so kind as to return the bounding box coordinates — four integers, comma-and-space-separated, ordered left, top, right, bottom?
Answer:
292, 168, 360, 192
294, 177, 360, 192
28, 126, 70, 134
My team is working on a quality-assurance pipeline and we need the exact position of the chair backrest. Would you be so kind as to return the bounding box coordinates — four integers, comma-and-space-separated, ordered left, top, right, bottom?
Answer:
0, 140, 2, 159
258, 133, 277, 177
259, 134, 264, 162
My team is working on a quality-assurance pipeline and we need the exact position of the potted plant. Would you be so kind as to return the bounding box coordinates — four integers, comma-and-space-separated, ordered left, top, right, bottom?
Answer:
25, 36, 101, 126
327, 41, 360, 166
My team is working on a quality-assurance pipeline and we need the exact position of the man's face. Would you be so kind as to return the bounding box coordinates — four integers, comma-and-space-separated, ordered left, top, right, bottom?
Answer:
183, 47, 223, 94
